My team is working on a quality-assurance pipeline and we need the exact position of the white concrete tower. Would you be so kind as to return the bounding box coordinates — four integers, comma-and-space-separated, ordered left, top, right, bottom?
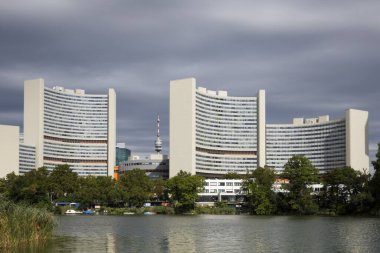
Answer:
169, 78, 262, 178
169, 78, 196, 177
23, 78, 116, 177
155, 113, 163, 154
346, 109, 369, 171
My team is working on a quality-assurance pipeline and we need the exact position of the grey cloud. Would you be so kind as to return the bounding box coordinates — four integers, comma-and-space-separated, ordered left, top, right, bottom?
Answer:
0, 0, 379, 165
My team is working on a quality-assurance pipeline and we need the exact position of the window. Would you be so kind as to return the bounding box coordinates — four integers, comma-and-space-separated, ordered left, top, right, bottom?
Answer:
219, 182, 225, 186
218, 189, 225, 193
210, 182, 217, 186
226, 182, 233, 186
234, 182, 242, 186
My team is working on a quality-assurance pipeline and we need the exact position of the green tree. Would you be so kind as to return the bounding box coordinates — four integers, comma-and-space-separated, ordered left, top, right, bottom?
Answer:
166, 170, 204, 213
244, 166, 276, 215
323, 166, 372, 214
119, 169, 152, 207
74, 176, 124, 209
152, 177, 167, 201
282, 155, 319, 214
48, 164, 78, 202
370, 143, 380, 211
6, 167, 50, 206
74, 176, 98, 208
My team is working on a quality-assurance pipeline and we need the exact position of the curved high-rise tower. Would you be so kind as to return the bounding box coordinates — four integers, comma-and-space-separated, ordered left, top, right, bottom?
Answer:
169, 78, 369, 178
169, 78, 265, 178
23, 79, 116, 177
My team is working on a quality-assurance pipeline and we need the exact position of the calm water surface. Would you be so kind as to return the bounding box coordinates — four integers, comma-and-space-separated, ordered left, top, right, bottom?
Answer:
16, 215, 380, 253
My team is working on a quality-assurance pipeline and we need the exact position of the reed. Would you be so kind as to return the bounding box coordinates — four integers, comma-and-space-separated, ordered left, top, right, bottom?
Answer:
0, 200, 55, 248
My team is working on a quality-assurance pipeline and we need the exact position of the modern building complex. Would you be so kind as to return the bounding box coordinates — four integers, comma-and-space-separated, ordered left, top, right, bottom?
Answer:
169, 78, 369, 178
170, 78, 265, 178
0, 79, 116, 177
266, 111, 368, 173
23, 79, 116, 176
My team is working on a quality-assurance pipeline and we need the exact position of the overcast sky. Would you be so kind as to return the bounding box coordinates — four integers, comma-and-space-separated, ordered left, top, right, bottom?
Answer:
0, 0, 379, 168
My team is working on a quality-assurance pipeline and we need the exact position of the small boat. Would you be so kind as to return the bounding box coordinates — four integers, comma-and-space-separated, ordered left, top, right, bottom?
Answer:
82, 210, 95, 215
123, 212, 135, 215
65, 209, 82, 214
143, 212, 157, 215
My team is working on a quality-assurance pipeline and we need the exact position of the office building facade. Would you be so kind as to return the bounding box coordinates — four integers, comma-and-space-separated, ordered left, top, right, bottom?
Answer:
23, 79, 116, 176
169, 78, 369, 177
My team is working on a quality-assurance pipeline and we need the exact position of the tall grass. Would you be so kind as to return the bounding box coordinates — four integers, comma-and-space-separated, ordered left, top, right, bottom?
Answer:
0, 200, 55, 248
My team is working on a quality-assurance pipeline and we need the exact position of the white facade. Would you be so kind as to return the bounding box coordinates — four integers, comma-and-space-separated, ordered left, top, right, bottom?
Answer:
346, 109, 369, 171
23, 79, 116, 177
0, 125, 19, 177
169, 78, 369, 177
19, 143, 36, 174
170, 78, 263, 177
169, 78, 196, 177
201, 179, 243, 195
267, 110, 369, 172
266, 116, 347, 172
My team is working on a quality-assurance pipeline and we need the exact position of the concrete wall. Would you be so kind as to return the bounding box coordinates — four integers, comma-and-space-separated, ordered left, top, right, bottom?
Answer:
257, 89, 266, 168
24, 79, 44, 168
346, 109, 369, 171
0, 125, 19, 177
169, 78, 196, 177
108, 88, 116, 177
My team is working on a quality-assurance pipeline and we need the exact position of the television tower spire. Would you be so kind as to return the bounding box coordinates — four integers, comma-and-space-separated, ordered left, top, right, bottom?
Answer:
154, 113, 162, 153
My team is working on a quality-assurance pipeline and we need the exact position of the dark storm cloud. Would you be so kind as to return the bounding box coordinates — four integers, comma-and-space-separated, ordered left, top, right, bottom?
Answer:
0, 0, 379, 162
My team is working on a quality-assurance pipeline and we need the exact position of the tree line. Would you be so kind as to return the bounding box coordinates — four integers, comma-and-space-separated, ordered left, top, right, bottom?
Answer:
1, 143, 380, 215
244, 144, 380, 215
0, 165, 203, 213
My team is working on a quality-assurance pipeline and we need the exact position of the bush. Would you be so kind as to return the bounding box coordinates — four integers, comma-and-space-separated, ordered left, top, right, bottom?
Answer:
0, 200, 55, 248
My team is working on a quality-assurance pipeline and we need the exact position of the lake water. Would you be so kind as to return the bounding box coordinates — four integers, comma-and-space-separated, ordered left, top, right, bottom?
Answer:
14, 215, 380, 253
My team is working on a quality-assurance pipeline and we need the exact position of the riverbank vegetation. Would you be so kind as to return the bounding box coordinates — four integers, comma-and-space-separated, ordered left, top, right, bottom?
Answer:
0, 199, 55, 248
244, 153, 377, 216
1, 144, 380, 216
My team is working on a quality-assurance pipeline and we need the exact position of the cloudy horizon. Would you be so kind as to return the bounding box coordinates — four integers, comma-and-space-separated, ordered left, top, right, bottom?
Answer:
1, 1, 379, 169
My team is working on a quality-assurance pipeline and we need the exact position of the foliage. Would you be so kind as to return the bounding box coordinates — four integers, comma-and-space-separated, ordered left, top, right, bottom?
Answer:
119, 169, 152, 207
166, 170, 204, 213
5, 168, 50, 206
244, 167, 276, 215
48, 164, 78, 202
224, 172, 245, 179
370, 143, 380, 210
0, 199, 55, 248
322, 166, 372, 215
282, 155, 319, 214
152, 177, 168, 201
75, 176, 125, 209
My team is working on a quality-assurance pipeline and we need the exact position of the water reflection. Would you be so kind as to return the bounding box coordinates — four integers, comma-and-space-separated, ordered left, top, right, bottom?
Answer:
336, 217, 380, 253
8, 215, 380, 253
